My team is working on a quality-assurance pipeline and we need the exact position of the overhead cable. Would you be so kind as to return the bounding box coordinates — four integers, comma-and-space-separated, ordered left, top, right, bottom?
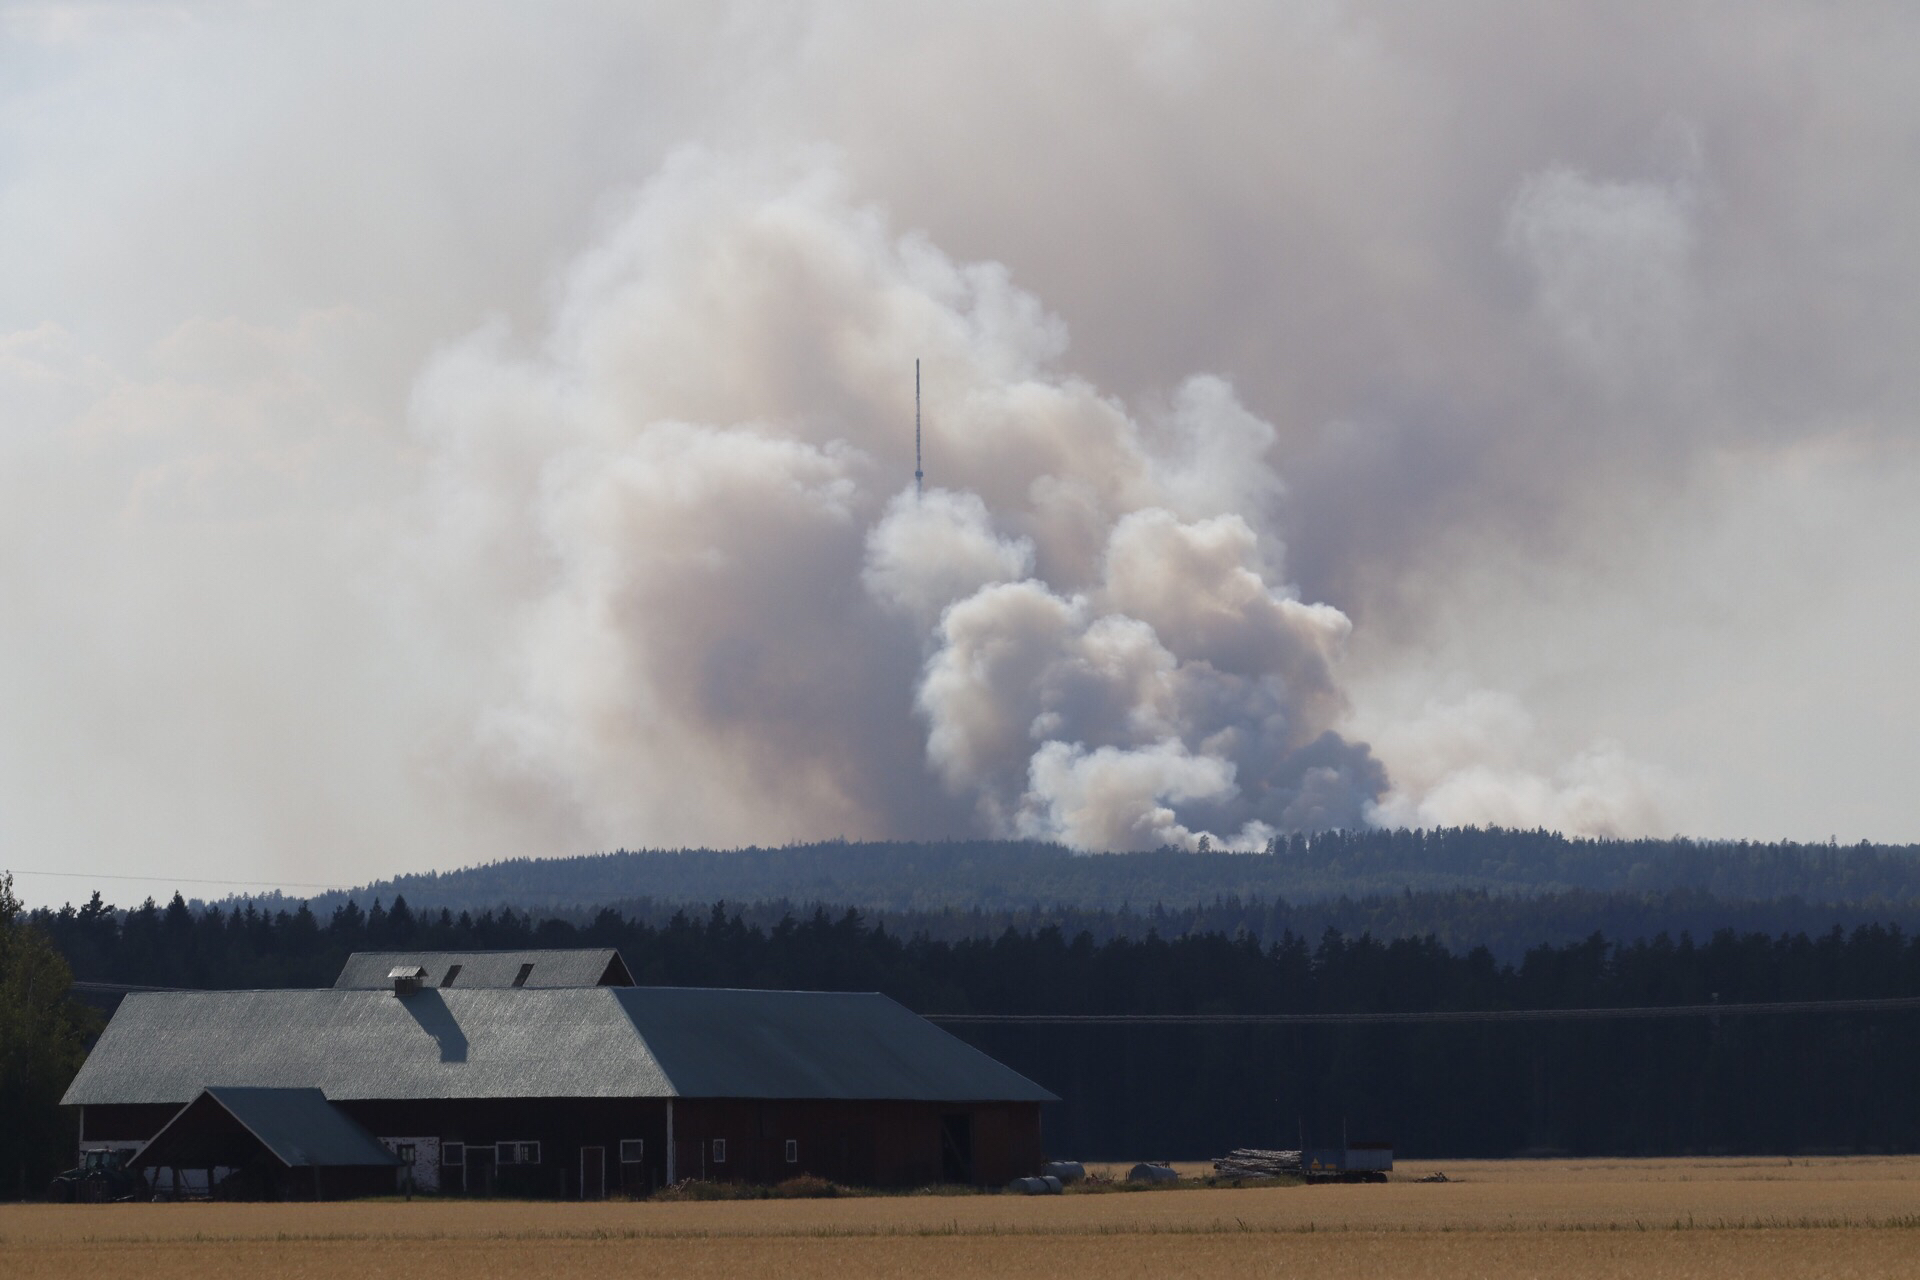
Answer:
926, 995, 1920, 1026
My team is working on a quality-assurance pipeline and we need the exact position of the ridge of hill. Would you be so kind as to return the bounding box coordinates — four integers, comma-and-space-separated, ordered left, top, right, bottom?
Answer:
290, 829, 1920, 918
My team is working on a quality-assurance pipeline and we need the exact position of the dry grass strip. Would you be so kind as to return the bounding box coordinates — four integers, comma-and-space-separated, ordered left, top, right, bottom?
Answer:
11, 1228, 1920, 1280
8, 1157, 1920, 1279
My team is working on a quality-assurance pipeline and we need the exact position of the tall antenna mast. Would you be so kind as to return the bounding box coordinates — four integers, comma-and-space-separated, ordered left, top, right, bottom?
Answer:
914, 358, 924, 498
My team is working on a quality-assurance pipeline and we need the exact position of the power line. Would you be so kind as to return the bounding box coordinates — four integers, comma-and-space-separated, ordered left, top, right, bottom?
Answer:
62, 983, 1920, 1022
925, 995, 1920, 1026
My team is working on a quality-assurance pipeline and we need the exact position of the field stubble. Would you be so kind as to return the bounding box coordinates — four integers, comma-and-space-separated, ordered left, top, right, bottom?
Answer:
6, 1156, 1920, 1279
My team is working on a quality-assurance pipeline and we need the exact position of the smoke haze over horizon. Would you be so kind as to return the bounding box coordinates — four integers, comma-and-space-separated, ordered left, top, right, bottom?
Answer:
4, 3, 1920, 899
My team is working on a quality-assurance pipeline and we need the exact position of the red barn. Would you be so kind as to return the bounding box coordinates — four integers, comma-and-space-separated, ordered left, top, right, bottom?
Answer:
62, 950, 1054, 1198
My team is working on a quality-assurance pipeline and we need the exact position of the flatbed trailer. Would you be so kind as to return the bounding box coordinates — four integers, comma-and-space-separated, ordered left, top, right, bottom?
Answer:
1301, 1143, 1393, 1183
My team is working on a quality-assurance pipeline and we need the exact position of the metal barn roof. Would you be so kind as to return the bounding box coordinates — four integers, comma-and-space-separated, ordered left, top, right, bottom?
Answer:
62, 987, 1056, 1107
610, 987, 1056, 1102
134, 1087, 401, 1170
333, 949, 633, 990
65, 988, 672, 1105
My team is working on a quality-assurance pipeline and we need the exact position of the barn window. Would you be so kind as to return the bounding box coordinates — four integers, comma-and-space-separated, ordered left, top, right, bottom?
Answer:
712, 1139, 726, 1163
619, 1139, 644, 1164
785, 1140, 798, 1164
442, 1143, 465, 1167
498, 1141, 540, 1165
441, 964, 461, 988
512, 962, 535, 987
395, 1143, 416, 1165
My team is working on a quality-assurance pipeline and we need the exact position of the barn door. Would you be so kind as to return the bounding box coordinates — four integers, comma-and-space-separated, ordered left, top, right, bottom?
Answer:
940, 1113, 973, 1184
467, 1145, 496, 1196
579, 1147, 605, 1200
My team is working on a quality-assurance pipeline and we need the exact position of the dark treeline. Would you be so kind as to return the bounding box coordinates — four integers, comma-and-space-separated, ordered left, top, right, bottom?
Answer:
275, 830, 1920, 920
35, 889, 1920, 1008
579, 888, 1920, 965
29, 888, 1920, 1160
41, 885, 1920, 975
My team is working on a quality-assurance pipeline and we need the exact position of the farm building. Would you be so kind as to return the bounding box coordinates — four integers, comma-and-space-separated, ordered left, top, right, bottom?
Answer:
130, 1086, 404, 1201
62, 949, 1054, 1198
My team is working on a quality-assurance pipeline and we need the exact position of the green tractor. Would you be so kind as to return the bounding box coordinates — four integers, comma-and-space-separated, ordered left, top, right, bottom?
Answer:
48, 1148, 147, 1203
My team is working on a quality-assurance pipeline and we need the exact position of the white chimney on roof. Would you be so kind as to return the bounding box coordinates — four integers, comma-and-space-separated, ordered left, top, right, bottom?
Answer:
388, 965, 428, 997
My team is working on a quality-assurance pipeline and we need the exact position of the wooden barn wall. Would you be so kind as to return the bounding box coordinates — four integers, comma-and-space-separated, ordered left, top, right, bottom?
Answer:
670, 1099, 1043, 1188
73, 1097, 1043, 1195
340, 1097, 671, 1198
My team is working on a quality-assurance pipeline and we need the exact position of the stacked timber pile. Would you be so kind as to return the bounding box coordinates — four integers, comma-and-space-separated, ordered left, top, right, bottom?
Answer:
1212, 1148, 1303, 1178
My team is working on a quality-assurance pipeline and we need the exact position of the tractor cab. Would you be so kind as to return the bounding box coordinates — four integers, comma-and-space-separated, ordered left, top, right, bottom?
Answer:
49, 1148, 146, 1202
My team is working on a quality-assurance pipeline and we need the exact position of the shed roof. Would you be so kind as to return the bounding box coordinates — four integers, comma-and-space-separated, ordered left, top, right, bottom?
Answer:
334, 949, 632, 990
62, 987, 1056, 1107
133, 1087, 401, 1170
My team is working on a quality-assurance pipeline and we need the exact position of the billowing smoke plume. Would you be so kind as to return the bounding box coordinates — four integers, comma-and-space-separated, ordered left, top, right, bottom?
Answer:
12, 5, 1920, 891
411, 154, 1383, 850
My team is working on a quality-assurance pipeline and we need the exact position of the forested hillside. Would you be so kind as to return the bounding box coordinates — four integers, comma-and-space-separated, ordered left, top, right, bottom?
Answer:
290, 830, 1920, 919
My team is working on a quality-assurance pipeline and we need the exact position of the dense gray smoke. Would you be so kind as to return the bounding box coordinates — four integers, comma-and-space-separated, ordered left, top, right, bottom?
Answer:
410, 154, 1381, 849
4, 4, 1920, 889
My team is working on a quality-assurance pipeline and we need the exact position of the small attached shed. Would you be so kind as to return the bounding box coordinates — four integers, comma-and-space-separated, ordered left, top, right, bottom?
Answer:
132, 1086, 402, 1201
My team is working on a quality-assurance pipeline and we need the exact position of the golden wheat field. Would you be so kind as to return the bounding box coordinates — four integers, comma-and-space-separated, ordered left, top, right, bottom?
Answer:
6, 1157, 1920, 1279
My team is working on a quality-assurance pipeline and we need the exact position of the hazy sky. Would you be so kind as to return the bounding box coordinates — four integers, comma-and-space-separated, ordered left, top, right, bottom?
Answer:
4, 3, 1919, 903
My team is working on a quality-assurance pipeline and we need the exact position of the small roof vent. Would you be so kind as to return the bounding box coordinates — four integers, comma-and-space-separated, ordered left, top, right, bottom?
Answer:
388, 965, 428, 997
512, 962, 535, 988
